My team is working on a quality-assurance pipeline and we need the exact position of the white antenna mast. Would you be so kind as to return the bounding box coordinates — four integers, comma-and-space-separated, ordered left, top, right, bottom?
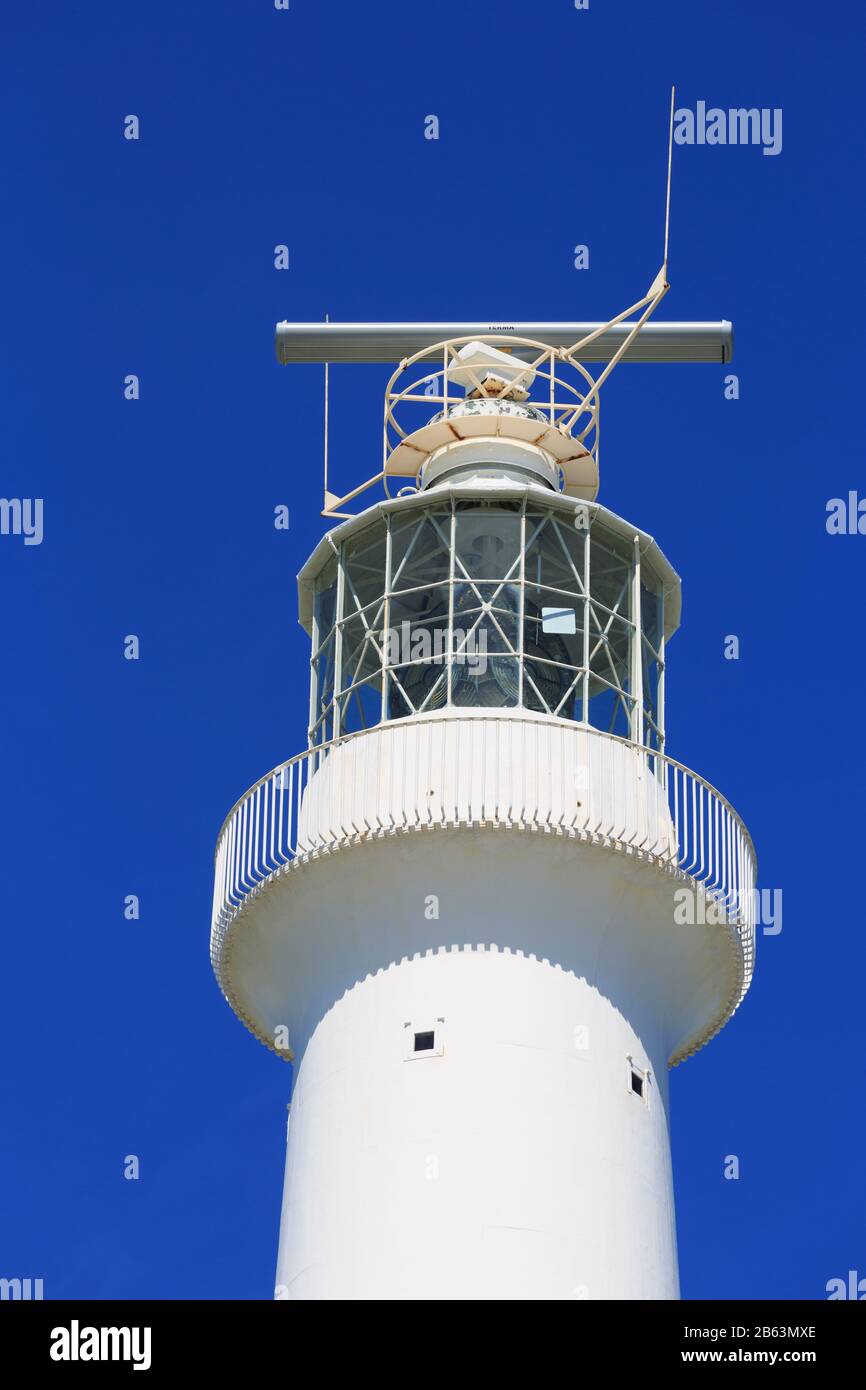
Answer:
664, 83, 676, 276
561, 86, 677, 449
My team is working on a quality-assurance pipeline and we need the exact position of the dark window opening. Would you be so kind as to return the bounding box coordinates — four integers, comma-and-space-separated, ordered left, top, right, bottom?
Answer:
630, 1070, 644, 1098
414, 1031, 435, 1052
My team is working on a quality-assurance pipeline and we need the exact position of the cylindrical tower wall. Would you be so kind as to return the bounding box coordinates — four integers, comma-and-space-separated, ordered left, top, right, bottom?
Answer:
275, 947, 678, 1301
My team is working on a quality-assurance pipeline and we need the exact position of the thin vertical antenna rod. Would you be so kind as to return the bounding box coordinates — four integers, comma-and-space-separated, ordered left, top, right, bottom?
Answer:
323, 312, 330, 509
664, 85, 675, 277
564, 87, 677, 425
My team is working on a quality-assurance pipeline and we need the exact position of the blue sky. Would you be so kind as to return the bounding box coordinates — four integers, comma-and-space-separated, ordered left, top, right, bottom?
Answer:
1, 0, 864, 1299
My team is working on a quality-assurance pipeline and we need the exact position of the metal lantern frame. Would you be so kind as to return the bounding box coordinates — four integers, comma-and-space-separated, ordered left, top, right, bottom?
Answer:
308, 495, 668, 753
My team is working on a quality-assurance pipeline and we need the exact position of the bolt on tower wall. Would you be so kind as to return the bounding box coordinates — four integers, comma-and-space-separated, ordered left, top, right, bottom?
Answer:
210, 324, 756, 1301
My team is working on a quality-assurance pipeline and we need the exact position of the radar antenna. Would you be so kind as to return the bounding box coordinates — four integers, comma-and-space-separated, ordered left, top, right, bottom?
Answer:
275, 87, 730, 519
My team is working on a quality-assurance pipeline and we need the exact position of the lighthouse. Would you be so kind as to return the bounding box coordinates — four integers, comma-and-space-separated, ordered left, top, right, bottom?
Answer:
210, 311, 756, 1301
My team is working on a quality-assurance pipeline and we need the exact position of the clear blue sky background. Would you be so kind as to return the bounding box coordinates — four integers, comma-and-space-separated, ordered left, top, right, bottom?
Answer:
2, 0, 864, 1300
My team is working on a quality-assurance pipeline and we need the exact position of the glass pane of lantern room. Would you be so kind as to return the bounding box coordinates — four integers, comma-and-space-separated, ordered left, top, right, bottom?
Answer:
343, 525, 387, 613
589, 532, 632, 622
588, 679, 634, 739
523, 585, 585, 673
523, 657, 583, 719
389, 509, 451, 593
452, 654, 519, 709
524, 511, 586, 597
452, 580, 519, 626
339, 606, 383, 692
338, 677, 384, 735
641, 580, 662, 654
642, 638, 663, 741
312, 635, 336, 717
314, 557, 339, 649
389, 586, 450, 636
587, 610, 632, 730
450, 604, 519, 709
388, 661, 448, 718
454, 505, 521, 582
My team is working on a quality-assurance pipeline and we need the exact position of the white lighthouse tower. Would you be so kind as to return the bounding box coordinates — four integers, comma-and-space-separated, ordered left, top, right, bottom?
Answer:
210, 282, 756, 1300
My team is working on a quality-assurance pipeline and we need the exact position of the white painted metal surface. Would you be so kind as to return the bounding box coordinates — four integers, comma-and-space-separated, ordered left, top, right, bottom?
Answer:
383, 337, 600, 497
211, 713, 756, 1069
274, 320, 734, 364
218, 709, 754, 1300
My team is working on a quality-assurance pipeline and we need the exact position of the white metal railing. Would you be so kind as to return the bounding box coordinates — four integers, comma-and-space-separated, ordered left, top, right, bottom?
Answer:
210, 717, 757, 1008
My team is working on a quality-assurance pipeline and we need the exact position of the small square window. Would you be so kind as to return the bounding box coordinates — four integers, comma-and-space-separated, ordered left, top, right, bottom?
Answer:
627, 1057, 649, 1105
542, 606, 577, 634
404, 1018, 445, 1061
